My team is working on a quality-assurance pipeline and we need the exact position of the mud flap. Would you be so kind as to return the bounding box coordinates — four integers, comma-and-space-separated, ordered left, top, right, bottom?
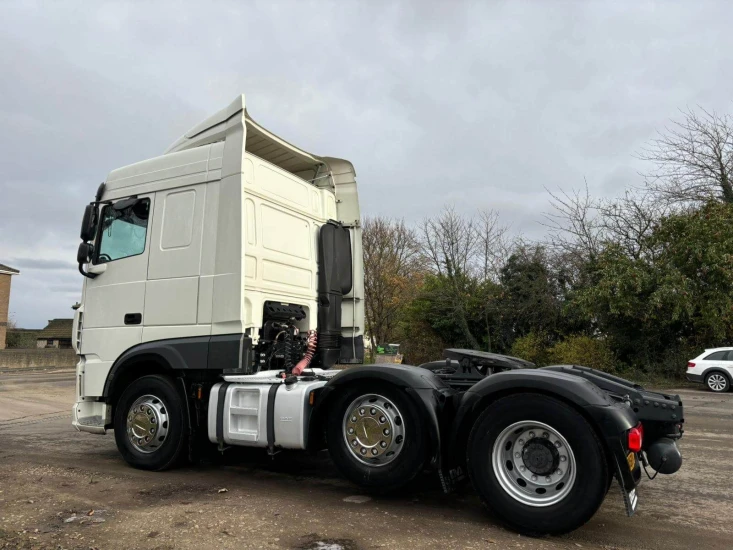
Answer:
614, 463, 638, 516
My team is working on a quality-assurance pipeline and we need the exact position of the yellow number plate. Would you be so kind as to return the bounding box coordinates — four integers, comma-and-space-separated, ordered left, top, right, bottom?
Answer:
627, 452, 636, 471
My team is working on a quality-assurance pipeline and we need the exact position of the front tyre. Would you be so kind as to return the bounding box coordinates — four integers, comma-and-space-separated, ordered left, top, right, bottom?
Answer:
327, 384, 427, 493
705, 372, 729, 392
113, 375, 188, 471
467, 394, 608, 535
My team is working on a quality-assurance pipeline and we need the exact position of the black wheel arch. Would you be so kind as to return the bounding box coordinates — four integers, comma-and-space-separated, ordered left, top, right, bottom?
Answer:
309, 365, 451, 470
102, 337, 219, 429
445, 369, 639, 491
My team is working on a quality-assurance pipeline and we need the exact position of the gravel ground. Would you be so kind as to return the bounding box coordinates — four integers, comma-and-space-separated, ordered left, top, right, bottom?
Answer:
0, 370, 731, 550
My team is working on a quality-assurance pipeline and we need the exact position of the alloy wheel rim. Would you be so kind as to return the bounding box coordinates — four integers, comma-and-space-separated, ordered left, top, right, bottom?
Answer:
708, 374, 727, 391
126, 394, 169, 453
342, 394, 405, 467
491, 420, 577, 507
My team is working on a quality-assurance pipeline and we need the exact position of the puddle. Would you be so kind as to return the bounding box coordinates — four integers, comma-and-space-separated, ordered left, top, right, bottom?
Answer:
297, 536, 357, 550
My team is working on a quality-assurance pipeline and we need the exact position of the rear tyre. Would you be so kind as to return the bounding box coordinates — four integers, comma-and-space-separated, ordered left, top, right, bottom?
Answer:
467, 393, 608, 535
113, 374, 188, 471
327, 384, 427, 493
705, 372, 729, 392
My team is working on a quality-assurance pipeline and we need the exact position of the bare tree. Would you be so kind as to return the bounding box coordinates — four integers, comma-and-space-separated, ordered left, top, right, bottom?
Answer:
362, 217, 423, 355
476, 209, 512, 282
597, 190, 669, 260
475, 209, 512, 351
542, 183, 604, 277
420, 206, 477, 278
639, 107, 733, 205
419, 207, 481, 349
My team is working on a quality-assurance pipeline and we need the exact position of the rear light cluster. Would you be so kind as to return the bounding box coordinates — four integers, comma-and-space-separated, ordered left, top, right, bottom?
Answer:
687, 362, 696, 369
628, 423, 643, 453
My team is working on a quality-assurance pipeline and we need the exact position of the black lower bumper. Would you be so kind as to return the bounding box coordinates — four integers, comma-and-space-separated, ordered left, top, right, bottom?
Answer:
686, 373, 703, 383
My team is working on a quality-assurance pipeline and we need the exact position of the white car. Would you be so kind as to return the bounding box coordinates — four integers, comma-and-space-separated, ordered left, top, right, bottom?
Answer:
686, 348, 733, 392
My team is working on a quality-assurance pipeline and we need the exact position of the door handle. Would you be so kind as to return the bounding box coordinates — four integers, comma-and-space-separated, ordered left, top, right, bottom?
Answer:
124, 313, 142, 325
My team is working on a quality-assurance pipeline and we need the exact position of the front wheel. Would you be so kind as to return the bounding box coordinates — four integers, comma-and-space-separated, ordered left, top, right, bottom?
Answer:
113, 374, 188, 470
326, 384, 427, 493
705, 372, 730, 392
467, 394, 608, 535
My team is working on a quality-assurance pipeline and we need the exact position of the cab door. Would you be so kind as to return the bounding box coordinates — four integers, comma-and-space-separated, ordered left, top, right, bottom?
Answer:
143, 183, 207, 342
79, 194, 154, 396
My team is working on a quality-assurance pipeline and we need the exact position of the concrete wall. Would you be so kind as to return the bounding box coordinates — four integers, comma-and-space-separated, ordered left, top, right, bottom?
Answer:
0, 349, 77, 369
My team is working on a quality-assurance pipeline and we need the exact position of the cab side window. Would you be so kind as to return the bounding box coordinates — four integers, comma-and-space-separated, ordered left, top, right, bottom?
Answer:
96, 199, 150, 263
704, 351, 728, 361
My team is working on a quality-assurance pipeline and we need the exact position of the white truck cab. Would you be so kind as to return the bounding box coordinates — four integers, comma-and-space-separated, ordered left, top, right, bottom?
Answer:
73, 94, 364, 435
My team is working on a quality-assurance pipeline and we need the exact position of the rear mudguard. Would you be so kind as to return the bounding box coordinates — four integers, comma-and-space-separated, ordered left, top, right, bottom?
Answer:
446, 369, 640, 494
311, 364, 452, 470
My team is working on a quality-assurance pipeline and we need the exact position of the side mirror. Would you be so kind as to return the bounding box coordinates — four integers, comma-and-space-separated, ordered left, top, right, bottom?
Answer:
80, 204, 96, 241
77, 242, 93, 264
77, 242, 97, 279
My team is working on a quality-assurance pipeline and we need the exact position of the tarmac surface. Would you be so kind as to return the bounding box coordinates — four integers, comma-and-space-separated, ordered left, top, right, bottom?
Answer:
0, 369, 731, 549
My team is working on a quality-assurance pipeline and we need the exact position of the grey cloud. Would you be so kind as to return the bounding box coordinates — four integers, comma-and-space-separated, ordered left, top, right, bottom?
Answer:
1, 0, 732, 327
8, 258, 78, 271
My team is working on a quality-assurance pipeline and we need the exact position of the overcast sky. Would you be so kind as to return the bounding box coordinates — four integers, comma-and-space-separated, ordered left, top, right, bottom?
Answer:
1, 1, 732, 328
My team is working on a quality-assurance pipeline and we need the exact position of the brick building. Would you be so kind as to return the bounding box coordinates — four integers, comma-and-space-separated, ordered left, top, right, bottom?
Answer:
0, 263, 20, 350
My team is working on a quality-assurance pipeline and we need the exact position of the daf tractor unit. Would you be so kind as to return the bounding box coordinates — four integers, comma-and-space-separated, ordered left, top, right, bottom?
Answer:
72, 94, 684, 535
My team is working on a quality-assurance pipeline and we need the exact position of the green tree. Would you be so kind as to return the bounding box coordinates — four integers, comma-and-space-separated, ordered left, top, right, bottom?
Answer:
578, 201, 733, 374
497, 247, 562, 350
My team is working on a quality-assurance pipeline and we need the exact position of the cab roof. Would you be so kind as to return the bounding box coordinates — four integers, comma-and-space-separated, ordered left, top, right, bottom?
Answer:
165, 94, 348, 178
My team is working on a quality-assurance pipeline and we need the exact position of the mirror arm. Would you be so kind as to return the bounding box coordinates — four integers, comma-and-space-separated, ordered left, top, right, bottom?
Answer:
79, 262, 97, 279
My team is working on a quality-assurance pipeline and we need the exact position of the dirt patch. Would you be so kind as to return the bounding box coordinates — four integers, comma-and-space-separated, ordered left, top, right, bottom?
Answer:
1, 378, 732, 549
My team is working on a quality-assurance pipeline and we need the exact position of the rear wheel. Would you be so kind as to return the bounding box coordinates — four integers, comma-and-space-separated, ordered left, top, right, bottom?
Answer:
327, 384, 427, 492
467, 393, 608, 535
705, 372, 730, 392
113, 375, 188, 470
